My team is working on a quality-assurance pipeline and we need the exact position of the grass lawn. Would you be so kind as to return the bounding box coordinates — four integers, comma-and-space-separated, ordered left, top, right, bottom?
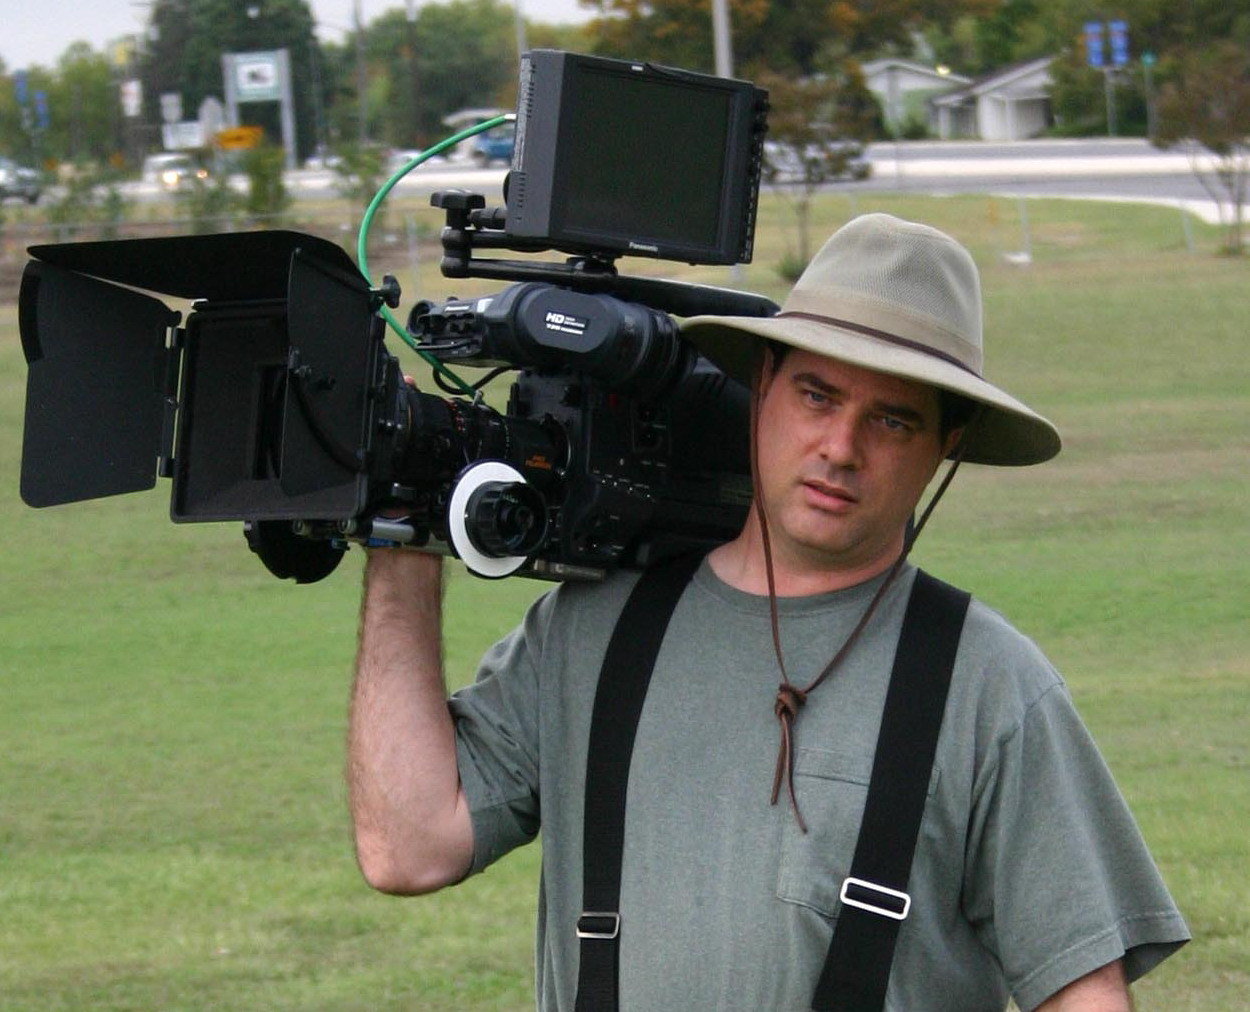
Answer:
1, 193, 1246, 1009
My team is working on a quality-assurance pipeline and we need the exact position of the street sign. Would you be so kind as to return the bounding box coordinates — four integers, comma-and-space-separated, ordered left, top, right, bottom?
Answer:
160, 92, 184, 124
233, 52, 283, 102
14, 70, 29, 107
34, 91, 49, 131
121, 79, 143, 118
1084, 22, 1104, 69
216, 125, 265, 150
162, 122, 206, 150
1109, 20, 1130, 67
198, 97, 225, 139
221, 48, 295, 169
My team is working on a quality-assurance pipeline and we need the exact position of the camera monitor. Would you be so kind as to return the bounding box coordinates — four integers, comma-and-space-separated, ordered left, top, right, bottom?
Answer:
507, 50, 768, 266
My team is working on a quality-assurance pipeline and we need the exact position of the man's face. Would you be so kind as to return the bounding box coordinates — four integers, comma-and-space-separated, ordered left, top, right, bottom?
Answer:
752, 347, 957, 580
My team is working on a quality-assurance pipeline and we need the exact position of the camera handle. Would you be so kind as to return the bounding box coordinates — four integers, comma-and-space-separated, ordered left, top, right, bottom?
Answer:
432, 190, 779, 321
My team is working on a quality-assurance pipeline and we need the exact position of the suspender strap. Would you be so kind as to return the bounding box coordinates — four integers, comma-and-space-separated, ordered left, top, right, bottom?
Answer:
812, 569, 971, 1011
574, 553, 702, 1012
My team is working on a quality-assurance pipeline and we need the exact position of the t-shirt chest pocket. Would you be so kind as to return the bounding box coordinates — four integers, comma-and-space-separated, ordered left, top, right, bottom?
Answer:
775, 746, 941, 920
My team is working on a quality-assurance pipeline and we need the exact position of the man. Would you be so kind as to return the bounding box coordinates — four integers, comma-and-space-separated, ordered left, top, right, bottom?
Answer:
349, 214, 1188, 1010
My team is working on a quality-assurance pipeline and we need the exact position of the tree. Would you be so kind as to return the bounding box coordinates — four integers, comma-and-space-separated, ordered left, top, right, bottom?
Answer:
48, 44, 124, 165
317, 0, 520, 152
1154, 42, 1250, 253
141, 0, 319, 160
757, 64, 879, 276
584, 0, 769, 74
1030, 0, 1250, 137
0, 42, 155, 169
364, 0, 517, 148
924, 0, 1051, 76
583, 0, 996, 78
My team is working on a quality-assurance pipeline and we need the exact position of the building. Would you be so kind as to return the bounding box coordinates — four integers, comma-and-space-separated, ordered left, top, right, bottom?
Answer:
930, 57, 1055, 141
860, 58, 971, 137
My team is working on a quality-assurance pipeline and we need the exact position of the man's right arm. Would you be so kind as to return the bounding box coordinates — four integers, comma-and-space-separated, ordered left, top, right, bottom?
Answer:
347, 548, 475, 895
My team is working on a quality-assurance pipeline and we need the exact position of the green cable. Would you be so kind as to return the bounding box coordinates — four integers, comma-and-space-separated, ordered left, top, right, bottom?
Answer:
356, 114, 513, 398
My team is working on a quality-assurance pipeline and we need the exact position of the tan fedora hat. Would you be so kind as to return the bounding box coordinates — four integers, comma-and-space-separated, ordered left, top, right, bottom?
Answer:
682, 213, 1061, 466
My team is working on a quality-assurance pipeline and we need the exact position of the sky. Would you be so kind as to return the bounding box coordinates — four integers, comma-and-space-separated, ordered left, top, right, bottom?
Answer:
0, 0, 591, 71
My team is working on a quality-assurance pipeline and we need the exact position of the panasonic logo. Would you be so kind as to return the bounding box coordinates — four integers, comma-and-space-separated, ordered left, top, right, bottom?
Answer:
628, 241, 660, 252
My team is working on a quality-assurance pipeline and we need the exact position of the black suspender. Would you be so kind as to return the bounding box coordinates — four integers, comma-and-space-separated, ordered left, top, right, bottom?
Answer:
811, 569, 970, 1010
574, 564, 970, 1012
574, 553, 703, 1012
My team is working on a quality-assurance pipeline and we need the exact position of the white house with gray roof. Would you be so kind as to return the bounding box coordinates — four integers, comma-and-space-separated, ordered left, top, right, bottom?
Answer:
860, 58, 971, 136
930, 57, 1055, 140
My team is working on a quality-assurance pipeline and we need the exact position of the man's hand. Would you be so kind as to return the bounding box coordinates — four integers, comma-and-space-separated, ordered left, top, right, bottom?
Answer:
1035, 960, 1133, 1011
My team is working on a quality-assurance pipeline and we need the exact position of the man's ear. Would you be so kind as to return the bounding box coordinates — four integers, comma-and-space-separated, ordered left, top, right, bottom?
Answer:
941, 427, 966, 460
754, 345, 777, 399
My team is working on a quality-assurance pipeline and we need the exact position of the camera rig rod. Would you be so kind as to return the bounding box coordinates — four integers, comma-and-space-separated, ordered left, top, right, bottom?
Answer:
431, 190, 780, 320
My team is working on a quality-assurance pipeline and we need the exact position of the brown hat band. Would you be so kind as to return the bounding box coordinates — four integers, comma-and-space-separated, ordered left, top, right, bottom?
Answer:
774, 311, 983, 378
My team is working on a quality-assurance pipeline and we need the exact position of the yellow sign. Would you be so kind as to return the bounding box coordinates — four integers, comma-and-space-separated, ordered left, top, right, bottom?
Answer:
215, 126, 265, 150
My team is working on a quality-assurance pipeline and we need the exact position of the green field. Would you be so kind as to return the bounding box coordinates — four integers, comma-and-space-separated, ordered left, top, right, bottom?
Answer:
1, 194, 1246, 1009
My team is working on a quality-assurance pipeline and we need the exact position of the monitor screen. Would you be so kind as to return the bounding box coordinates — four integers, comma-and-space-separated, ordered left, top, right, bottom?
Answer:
506, 51, 766, 265
557, 67, 731, 248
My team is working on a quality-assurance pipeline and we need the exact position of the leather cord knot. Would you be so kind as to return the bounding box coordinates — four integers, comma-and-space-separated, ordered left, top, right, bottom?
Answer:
774, 682, 807, 721
771, 682, 809, 834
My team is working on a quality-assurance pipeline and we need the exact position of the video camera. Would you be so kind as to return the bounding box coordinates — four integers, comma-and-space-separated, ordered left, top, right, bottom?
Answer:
18, 51, 774, 583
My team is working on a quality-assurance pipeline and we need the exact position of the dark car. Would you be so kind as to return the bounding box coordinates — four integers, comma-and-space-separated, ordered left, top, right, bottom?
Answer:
472, 125, 515, 168
0, 158, 42, 203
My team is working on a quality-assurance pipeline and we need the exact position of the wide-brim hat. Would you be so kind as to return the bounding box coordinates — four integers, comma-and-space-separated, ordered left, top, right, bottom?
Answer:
682, 213, 1061, 466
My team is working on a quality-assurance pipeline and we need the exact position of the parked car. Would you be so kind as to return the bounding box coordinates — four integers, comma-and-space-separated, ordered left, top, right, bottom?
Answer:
385, 148, 433, 175
471, 125, 515, 168
0, 157, 42, 203
303, 150, 342, 171
762, 140, 871, 184
140, 152, 210, 190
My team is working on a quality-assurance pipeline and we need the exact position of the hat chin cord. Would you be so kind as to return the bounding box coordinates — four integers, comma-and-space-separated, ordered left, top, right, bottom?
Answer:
751, 394, 984, 833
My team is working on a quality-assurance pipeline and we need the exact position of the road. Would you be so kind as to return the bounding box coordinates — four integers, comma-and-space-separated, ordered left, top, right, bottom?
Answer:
285, 157, 508, 200
108, 138, 1221, 223
855, 138, 1218, 219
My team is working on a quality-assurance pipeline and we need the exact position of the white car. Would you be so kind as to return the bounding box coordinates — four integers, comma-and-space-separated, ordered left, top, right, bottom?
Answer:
0, 157, 42, 203
141, 152, 210, 190
303, 151, 342, 171
386, 148, 446, 175
762, 140, 871, 184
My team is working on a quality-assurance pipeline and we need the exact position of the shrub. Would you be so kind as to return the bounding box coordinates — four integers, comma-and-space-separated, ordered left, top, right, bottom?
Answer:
242, 143, 291, 223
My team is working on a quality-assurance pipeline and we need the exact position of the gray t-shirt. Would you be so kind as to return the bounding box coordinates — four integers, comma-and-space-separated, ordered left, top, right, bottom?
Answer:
450, 562, 1188, 1011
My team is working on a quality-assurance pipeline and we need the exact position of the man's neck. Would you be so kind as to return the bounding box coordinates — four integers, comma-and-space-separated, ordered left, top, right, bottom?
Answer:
706, 532, 905, 598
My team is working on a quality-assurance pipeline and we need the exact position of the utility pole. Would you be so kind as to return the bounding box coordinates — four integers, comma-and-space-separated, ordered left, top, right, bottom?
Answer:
514, 0, 527, 64
1104, 68, 1118, 137
1142, 51, 1157, 140
406, 0, 420, 145
711, 0, 732, 78
308, 39, 328, 159
712, 0, 737, 281
355, 0, 368, 144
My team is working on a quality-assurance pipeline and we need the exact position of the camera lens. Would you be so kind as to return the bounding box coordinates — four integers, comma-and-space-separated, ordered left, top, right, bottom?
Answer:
464, 481, 548, 558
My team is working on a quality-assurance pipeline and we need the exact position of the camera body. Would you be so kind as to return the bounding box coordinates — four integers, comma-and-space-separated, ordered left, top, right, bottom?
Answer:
17, 52, 772, 583
384, 283, 755, 579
